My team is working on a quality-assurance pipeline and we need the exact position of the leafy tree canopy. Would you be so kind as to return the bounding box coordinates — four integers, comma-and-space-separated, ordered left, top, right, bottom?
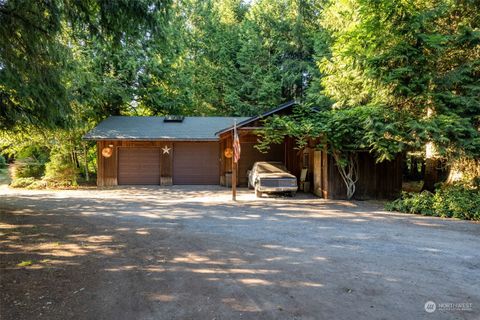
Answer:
0, 0, 170, 129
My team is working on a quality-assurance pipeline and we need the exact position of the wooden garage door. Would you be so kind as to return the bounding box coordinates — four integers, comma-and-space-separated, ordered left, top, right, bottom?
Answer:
118, 148, 160, 185
173, 142, 219, 184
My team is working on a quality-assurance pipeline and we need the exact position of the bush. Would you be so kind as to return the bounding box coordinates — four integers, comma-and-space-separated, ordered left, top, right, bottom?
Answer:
386, 184, 480, 221
12, 158, 45, 179
385, 191, 435, 216
11, 145, 49, 179
0, 155, 7, 169
10, 177, 36, 188
16, 145, 49, 163
43, 147, 78, 187
433, 185, 480, 220
28, 180, 47, 189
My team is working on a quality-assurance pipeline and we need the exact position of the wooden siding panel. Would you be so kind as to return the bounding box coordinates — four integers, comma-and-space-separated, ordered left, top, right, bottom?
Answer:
313, 151, 322, 197
326, 152, 403, 199
97, 141, 104, 186
159, 142, 173, 185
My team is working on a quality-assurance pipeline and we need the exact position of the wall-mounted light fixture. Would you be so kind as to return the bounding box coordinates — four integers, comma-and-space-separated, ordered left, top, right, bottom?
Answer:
224, 147, 233, 159
102, 144, 114, 158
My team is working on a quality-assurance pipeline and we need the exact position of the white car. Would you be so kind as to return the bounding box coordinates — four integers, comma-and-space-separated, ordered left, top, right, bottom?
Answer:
248, 161, 298, 197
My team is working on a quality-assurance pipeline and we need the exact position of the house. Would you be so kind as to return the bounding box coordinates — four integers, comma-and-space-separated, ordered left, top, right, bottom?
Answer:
84, 101, 402, 199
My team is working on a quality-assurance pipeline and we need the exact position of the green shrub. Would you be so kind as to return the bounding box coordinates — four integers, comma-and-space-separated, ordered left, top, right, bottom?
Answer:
0, 155, 7, 169
10, 177, 36, 188
433, 185, 480, 220
12, 158, 45, 179
43, 148, 78, 187
386, 184, 480, 221
27, 180, 47, 189
385, 191, 435, 216
16, 145, 49, 163
11, 145, 49, 179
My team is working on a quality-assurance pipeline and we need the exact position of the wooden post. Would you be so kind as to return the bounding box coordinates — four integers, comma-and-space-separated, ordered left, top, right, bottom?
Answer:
231, 119, 241, 201
232, 128, 237, 201
232, 158, 237, 201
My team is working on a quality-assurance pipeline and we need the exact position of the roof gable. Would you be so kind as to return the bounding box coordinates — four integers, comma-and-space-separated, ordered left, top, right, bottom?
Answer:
215, 100, 297, 135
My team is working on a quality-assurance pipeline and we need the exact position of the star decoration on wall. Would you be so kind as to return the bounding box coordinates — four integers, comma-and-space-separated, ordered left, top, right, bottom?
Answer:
162, 145, 171, 155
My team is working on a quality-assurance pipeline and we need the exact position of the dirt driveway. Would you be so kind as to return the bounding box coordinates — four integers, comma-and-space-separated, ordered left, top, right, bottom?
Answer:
1, 186, 479, 320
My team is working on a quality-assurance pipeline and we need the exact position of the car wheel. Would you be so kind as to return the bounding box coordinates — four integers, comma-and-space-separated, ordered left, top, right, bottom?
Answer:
255, 188, 262, 198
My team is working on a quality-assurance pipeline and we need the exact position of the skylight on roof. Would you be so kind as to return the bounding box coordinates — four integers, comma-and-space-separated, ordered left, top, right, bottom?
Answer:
164, 115, 185, 122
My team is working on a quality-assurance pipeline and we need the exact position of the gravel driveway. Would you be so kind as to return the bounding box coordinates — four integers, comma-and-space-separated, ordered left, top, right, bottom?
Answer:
1, 186, 479, 320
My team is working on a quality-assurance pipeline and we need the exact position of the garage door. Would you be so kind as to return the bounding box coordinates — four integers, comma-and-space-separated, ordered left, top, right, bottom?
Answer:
118, 148, 160, 185
173, 142, 219, 184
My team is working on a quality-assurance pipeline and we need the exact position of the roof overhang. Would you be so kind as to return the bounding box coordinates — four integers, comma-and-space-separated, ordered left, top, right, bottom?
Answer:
83, 137, 220, 142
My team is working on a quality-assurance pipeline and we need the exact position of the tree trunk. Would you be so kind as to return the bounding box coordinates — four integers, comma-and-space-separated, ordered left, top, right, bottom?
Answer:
83, 143, 89, 182
422, 157, 438, 191
422, 107, 439, 192
333, 151, 359, 199
409, 156, 419, 180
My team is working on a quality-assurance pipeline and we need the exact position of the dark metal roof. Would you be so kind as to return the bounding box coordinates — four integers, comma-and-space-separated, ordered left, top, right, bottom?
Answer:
215, 100, 297, 135
84, 116, 250, 141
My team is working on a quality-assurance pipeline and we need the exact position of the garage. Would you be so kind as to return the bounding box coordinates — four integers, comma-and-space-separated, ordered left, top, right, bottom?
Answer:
237, 142, 285, 185
173, 142, 219, 185
118, 147, 161, 185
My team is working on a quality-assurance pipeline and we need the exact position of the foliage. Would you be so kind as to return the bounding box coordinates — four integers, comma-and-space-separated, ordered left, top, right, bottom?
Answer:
157, 0, 321, 116
0, 154, 6, 168
12, 160, 45, 180
15, 145, 49, 164
16, 260, 34, 267
0, 0, 171, 129
0, 126, 95, 186
10, 144, 49, 179
10, 177, 37, 188
9, 143, 80, 189
385, 191, 436, 216
433, 185, 480, 220
446, 158, 480, 186
43, 147, 78, 187
317, 0, 480, 158
386, 184, 480, 221
235, 0, 321, 114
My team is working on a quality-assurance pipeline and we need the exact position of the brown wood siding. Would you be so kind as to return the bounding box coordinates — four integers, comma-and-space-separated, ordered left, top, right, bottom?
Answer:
118, 147, 161, 185
284, 137, 300, 180
326, 152, 403, 199
173, 142, 220, 185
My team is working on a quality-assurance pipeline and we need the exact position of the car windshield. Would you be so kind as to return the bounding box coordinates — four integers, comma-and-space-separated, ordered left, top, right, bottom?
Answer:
256, 162, 288, 173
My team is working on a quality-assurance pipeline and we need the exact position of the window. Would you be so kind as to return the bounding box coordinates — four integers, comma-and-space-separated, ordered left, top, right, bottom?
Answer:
303, 151, 310, 168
